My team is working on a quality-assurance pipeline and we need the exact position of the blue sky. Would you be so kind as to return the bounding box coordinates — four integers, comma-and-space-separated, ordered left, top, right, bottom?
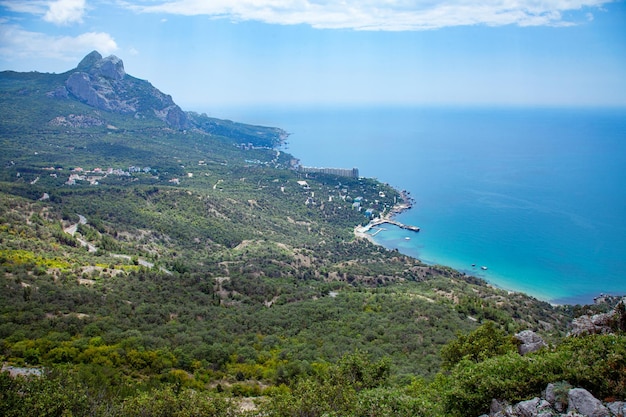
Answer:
1, 0, 625, 111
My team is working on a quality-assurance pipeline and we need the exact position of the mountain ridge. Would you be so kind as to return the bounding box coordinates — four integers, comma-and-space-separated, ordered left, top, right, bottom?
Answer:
0, 50, 287, 148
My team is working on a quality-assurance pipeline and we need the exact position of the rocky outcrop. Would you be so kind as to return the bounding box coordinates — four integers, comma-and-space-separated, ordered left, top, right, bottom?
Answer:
63, 51, 188, 129
480, 385, 624, 417
76, 50, 125, 80
66, 71, 130, 112
514, 330, 547, 355
569, 297, 626, 337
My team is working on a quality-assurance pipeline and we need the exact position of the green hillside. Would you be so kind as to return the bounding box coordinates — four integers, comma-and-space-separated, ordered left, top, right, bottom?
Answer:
1, 54, 624, 417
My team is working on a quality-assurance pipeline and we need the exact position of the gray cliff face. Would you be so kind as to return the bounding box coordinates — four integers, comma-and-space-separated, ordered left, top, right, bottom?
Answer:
64, 51, 187, 129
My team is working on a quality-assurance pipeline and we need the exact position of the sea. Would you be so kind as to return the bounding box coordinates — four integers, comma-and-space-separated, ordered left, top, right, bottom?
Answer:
211, 105, 626, 305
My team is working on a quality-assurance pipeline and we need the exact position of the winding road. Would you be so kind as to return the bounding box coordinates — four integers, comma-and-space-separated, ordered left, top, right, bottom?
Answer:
64, 214, 171, 274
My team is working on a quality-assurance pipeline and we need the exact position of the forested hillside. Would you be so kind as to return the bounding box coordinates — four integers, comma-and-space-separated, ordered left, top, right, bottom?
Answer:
1, 53, 624, 416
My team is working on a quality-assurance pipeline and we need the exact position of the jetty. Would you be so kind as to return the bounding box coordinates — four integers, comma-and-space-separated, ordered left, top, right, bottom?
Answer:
356, 218, 420, 237
371, 218, 420, 232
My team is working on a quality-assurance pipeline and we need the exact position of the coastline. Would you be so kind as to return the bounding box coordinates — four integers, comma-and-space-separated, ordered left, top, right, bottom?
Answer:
268, 106, 626, 306
355, 188, 568, 304
354, 189, 415, 243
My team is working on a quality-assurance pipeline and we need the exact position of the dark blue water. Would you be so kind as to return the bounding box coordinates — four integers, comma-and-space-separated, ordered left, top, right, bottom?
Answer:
218, 106, 626, 304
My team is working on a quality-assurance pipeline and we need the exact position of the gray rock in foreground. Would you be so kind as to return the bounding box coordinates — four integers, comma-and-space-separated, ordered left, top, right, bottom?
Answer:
568, 388, 610, 417
481, 384, 623, 417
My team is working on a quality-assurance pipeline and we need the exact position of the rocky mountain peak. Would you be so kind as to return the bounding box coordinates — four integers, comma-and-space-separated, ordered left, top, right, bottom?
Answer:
94, 55, 125, 80
76, 50, 125, 80
64, 51, 186, 129
77, 50, 103, 71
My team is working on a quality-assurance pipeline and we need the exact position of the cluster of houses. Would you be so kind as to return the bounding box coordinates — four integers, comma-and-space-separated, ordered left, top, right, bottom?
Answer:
297, 180, 388, 218
64, 166, 151, 185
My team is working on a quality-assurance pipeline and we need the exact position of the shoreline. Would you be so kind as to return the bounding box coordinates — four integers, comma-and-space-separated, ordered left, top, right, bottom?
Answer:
354, 189, 415, 243
354, 188, 614, 306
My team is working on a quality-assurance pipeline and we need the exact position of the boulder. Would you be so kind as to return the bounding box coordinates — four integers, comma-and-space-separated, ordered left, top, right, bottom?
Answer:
607, 402, 626, 417
545, 383, 569, 412
567, 388, 610, 417
514, 330, 547, 355
490, 399, 508, 417
514, 397, 542, 417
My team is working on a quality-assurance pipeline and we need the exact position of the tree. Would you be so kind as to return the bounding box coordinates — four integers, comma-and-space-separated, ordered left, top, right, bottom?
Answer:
440, 321, 516, 369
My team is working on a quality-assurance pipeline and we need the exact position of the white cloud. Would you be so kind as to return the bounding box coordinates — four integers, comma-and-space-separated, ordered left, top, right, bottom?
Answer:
0, 0, 87, 25
127, 0, 616, 30
0, 1, 49, 15
0, 23, 117, 61
43, 0, 87, 25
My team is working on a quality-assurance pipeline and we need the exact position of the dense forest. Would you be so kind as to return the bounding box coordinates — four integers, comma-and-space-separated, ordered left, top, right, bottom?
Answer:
1, 56, 625, 416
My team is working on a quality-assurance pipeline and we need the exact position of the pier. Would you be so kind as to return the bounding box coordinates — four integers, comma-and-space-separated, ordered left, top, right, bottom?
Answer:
371, 218, 420, 232
357, 218, 420, 236
370, 228, 385, 236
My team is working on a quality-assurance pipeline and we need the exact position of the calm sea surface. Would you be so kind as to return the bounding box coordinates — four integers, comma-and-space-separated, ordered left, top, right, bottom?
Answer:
215, 106, 626, 304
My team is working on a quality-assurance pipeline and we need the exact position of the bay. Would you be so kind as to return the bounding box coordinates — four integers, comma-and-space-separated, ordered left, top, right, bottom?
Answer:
212, 105, 626, 304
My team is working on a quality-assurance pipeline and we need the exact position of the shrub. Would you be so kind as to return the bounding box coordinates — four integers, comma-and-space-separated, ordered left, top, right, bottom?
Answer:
441, 334, 626, 417
440, 321, 517, 369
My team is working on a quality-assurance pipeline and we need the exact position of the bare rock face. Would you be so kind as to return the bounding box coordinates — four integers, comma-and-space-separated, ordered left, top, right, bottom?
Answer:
77, 50, 103, 71
66, 52, 133, 113
514, 330, 547, 355
76, 50, 125, 80
66, 72, 115, 110
64, 50, 187, 129
94, 55, 125, 80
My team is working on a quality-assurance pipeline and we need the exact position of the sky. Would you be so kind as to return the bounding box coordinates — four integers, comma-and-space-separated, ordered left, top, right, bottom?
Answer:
1, 0, 625, 111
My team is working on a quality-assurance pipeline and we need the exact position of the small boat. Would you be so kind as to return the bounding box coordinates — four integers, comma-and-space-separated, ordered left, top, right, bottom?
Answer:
471, 264, 476, 267
481, 266, 488, 270
405, 237, 411, 240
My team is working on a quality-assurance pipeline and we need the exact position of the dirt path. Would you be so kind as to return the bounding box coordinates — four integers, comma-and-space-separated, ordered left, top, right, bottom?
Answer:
65, 215, 172, 274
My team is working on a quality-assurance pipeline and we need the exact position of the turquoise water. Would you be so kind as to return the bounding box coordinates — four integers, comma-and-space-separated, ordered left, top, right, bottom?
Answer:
216, 106, 626, 304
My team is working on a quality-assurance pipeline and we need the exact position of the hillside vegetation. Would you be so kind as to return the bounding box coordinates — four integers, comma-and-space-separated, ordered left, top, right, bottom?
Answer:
1, 53, 624, 416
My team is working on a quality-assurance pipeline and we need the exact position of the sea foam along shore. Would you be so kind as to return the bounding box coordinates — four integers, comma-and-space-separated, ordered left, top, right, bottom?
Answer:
354, 189, 415, 243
